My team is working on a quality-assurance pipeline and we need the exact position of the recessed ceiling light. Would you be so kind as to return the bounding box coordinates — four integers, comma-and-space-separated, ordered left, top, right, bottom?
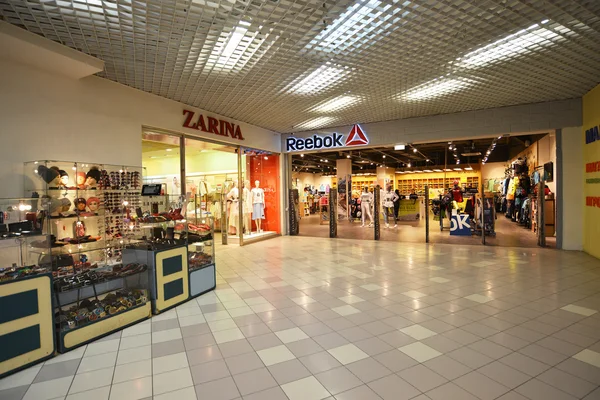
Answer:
444, 168, 453, 172
402, 77, 473, 100
312, 95, 359, 112
291, 63, 349, 94
166, 149, 172, 152
295, 116, 336, 130
423, 169, 433, 172
457, 21, 572, 68
382, 155, 386, 158
464, 166, 473, 171
413, 148, 417, 153
453, 167, 463, 171
433, 169, 443, 172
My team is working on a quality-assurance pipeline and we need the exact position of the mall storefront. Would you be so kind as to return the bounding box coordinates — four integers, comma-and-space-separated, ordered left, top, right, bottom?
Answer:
282, 100, 584, 251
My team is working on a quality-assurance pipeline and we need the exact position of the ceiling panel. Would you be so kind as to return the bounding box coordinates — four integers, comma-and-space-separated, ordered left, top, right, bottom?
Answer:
1, 0, 599, 133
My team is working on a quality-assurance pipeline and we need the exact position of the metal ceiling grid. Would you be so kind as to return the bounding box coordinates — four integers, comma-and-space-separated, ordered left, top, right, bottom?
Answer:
1, 0, 599, 133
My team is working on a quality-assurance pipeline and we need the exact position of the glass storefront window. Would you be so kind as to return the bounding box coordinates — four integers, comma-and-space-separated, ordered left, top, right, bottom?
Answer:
244, 152, 281, 236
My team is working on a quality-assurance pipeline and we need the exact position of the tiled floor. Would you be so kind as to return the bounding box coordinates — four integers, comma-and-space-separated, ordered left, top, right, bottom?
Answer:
1, 236, 599, 400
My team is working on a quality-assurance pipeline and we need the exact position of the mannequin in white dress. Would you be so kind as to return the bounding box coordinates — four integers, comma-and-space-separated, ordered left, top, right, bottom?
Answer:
226, 182, 239, 235
243, 180, 252, 235
251, 180, 265, 233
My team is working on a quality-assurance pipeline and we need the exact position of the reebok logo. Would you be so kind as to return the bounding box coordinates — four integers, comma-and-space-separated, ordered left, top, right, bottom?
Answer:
286, 124, 369, 152
345, 125, 369, 146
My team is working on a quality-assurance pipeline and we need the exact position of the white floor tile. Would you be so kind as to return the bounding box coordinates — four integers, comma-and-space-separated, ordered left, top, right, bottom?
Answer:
116, 345, 151, 365
250, 303, 276, 313
429, 277, 451, 283
327, 344, 369, 365
213, 327, 245, 344
275, 327, 309, 344
152, 352, 189, 375
196, 294, 219, 306
176, 307, 202, 317
119, 334, 151, 350
66, 386, 110, 400
208, 318, 238, 332
338, 295, 365, 304
152, 328, 182, 344
227, 306, 255, 318
464, 294, 493, 304
23, 376, 73, 400
0, 362, 43, 390
361, 284, 383, 291
402, 291, 428, 299
291, 296, 317, 305
178, 314, 206, 327
428, 266, 444, 270
560, 305, 598, 317
153, 368, 194, 396
245, 296, 269, 305
332, 305, 361, 316
573, 349, 600, 368
121, 322, 151, 338
84, 339, 120, 357
204, 311, 231, 322
152, 310, 178, 322
109, 376, 152, 400
44, 346, 86, 366
257, 345, 297, 366
153, 386, 197, 400
399, 342, 442, 362
69, 367, 114, 394
281, 376, 330, 400
400, 324, 438, 340
77, 352, 117, 373
113, 359, 152, 383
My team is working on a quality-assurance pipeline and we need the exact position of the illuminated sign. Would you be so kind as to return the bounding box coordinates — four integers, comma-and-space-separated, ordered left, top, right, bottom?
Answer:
286, 124, 369, 152
182, 109, 244, 140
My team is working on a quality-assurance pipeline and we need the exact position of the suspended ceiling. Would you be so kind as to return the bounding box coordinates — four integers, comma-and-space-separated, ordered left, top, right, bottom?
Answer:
1, 0, 599, 133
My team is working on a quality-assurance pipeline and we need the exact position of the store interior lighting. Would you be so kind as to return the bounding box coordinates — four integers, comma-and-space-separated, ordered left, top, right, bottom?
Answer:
291, 63, 349, 94
311, 95, 359, 112
456, 21, 572, 68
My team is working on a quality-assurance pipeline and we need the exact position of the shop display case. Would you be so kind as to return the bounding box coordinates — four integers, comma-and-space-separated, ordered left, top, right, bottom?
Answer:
124, 194, 192, 313
23, 160, 151, 353
0, 198, 55, 378
187, 214, 215, 298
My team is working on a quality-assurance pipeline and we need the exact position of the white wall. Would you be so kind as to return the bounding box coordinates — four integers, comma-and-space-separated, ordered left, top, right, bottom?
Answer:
283, 98, 582, 151
0, 59, 281, 197
561, 126, 583, 251
481, 162, 506, 180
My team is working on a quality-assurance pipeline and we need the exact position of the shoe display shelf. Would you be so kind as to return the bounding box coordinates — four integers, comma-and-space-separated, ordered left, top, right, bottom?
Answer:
23, 160, 151, 354
0, 197, 55, 378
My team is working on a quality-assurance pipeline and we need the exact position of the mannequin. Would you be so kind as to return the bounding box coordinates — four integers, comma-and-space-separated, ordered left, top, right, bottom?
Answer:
382, 185, 399, 228
251, 180, 265, 233
84, 167, 101, 188
360, 187, 373, 227
226, 182, 239, 235
243, 180, 252, 235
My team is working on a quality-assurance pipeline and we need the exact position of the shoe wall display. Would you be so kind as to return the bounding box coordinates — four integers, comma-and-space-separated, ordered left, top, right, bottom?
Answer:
23, 160, 152, 354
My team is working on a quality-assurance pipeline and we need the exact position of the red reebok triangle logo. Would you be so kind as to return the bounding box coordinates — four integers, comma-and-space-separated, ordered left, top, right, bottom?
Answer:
345, 124, 369, 146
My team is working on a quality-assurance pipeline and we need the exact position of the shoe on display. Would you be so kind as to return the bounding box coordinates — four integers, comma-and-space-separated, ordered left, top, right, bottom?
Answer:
385, 224, 389, 228
394, 224, 398, 228
361, 225, 365, 228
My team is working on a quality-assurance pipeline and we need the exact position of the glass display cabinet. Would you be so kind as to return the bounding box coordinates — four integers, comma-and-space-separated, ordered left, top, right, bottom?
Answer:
23, 160, 151, 353
0, 197, 55, 378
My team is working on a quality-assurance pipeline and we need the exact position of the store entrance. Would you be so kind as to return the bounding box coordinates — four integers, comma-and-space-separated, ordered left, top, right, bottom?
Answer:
291, 132, 558, 248
141, 130, 281, 245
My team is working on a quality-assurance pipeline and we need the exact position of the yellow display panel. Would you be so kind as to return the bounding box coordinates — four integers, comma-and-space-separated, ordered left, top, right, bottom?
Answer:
154, 247, 189, 313
0, 275, 54, 377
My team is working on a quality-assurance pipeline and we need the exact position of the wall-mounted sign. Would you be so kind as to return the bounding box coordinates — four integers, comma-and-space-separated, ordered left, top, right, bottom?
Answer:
286, 124, 369, 152
585, 125, 599, 144
182, 110, 245, 140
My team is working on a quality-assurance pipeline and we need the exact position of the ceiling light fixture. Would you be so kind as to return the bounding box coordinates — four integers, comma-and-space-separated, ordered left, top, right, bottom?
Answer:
312, 95, 359, 112
413, 148, 417, 153
433, 169, 443, 172
394, 144, 406, 150
382, 155, 386, 159
402, 77, 473, 100
457, 21, 572, 68
295, 116, 336, 130
464, 166, 473, 171
291, 63, 349, 94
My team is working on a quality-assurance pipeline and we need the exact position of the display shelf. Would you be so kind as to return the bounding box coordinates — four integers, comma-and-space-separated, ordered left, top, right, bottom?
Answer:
186, 214, 215, 298
0, 273, 56, 379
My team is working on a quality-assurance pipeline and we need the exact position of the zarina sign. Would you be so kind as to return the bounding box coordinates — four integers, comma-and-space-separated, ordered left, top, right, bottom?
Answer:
182, 109, 245, 140
286, 124, 369, 152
